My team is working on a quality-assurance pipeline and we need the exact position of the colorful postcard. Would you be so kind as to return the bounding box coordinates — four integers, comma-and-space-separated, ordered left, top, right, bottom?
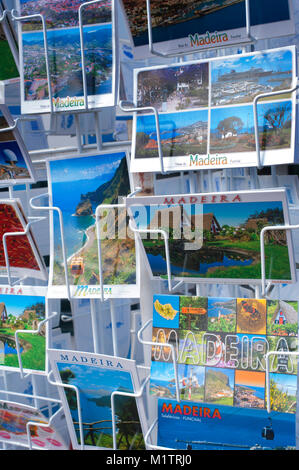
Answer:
149, 293, 298, 415
121, 0, 294, 57
131, 46, 297, 172
0, 400, 67, 449
19, 0, 111, 30
157, 399, 296, 449
126, 189, 296, 285
47, 151, 139, 299
0, 104, 35, 184
48, 349, 147, 450
17, 0, 117, 113
0, 293, 46, 374
0, 199, 47, 281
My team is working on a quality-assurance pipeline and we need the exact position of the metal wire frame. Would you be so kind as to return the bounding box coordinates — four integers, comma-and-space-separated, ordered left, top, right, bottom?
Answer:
110, 375, 150, 450
137, 319, 180, 402
127, 217, 184, 293
119, 100, 166, 174
78, 0, 117, 112
14, 312, 59, 379
11, 9, 54, 113
11, 0, 117, 115
2, 215, 46, 286
265, 350, 299, 414
26, 406, 65, 450
94, 199, 141, 301
29, 193, 71, 300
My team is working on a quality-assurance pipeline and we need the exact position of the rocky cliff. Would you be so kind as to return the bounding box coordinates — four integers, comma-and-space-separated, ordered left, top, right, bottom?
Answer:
75, 156, 130, 216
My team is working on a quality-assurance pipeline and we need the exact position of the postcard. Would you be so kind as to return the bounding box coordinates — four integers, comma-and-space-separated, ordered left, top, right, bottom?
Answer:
126, 189, 296, 285
48, 348, 147, 450
150, 293, 298, 416
121, 0, 294, 58
131, 46, 297, 172
157, 398, 296, 449
0, 24, 19, 81
0, 104, 35, 184
0, 199, 47, 281
47, 151, 139, 299
17, 0, 117, 114
0, 293, 47, 374
0, 400, 68, 449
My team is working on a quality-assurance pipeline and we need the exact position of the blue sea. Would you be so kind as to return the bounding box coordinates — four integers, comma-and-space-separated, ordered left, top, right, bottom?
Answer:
239, 385, 265, 400
158, 399, 295, 450
51, 179, 98, 259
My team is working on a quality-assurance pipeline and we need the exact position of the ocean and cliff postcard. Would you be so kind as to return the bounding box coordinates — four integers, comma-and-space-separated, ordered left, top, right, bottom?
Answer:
0, 293, 46, 374
17, 0, 116, 114
48, 349, 147, 450
126, 189, 296, 285
131, 46, 297, 172
0, 400, 68, 449
47, 151, 139, 298
121, 0, 294, 57
156, 398, 296, 450
0, 199, 47, 281
0, 104, 35, 184
150, 293, 298, 418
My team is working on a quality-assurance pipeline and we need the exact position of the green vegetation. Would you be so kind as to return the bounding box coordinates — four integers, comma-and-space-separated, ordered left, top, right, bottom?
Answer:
143, 236, 291, 281
0, 330, 45, 371
208, 315, 236, 333
178, 330, 204, 365
0, 301, 45, 371
269, 379, 296, 414
267, 300, 298, 336
180, 386, 204, 402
